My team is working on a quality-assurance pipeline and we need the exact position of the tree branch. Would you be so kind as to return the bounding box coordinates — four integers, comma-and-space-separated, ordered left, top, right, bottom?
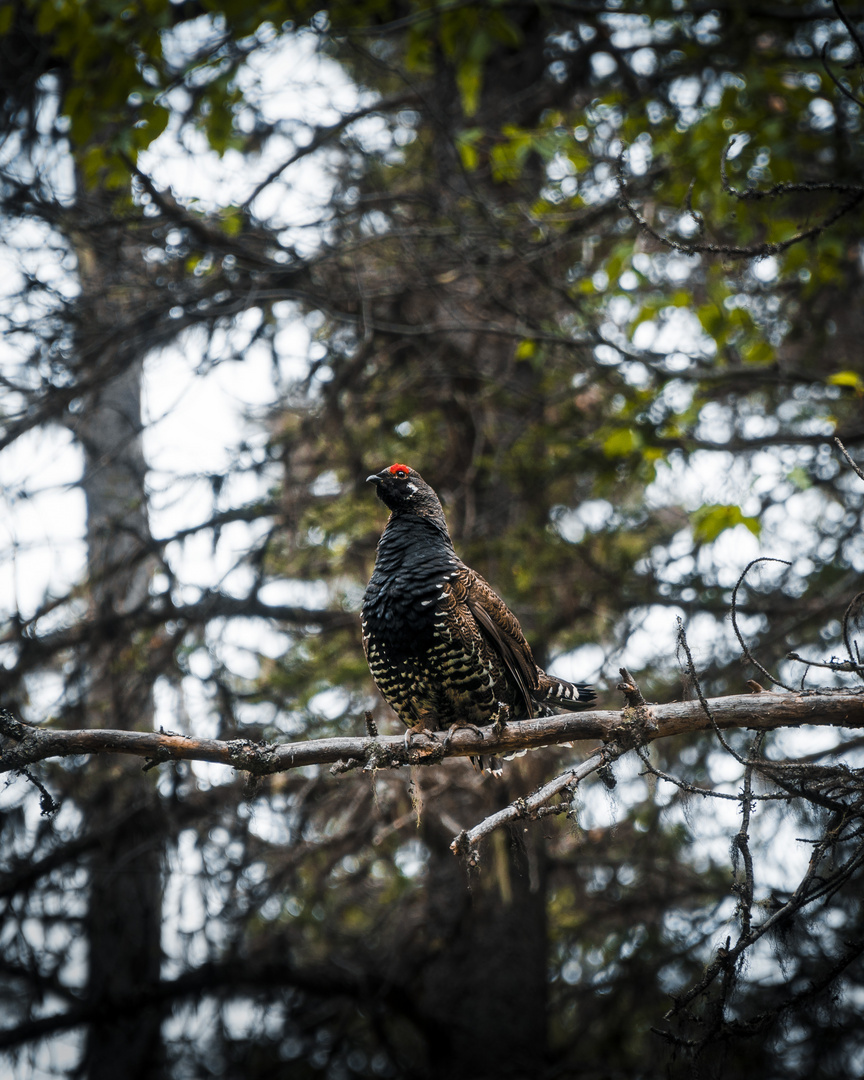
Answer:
239, 92, 418, 211
616, 142, 864, 260
450, 746, 620, 862
835, 435, 864, 484
3, 691, 863, 778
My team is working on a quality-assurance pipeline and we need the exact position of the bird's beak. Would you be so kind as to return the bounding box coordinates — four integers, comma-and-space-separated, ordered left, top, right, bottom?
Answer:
366, 473, 382, 485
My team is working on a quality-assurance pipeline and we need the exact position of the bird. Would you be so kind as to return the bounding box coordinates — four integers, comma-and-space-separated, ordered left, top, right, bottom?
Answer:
361, 463, 595, 771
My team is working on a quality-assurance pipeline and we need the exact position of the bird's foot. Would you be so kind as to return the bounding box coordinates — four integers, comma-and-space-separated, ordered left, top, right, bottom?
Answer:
403, 725, 441, 758
441, 721, 485, 751
491, 702, 511, 740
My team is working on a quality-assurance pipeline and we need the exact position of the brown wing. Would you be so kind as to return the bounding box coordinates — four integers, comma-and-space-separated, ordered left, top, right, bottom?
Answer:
456, 564, 539, 718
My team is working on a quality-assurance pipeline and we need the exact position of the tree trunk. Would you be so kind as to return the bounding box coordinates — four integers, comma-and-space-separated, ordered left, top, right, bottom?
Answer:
69, 187, 165, 1080
416, 812, 548, 1079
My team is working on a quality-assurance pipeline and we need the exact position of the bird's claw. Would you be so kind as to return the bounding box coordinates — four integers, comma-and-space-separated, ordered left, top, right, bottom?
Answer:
442, 721, 485, 751
403, 726, 440, 752
491, 703, 511, 740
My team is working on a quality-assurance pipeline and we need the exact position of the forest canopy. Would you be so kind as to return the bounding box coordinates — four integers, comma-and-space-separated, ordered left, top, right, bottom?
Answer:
2, 2, 864, 1078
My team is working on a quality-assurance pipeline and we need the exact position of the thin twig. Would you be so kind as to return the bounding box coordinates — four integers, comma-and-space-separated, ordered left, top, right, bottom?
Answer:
450, 746, 621, 861
634, 743, 794, 803
240, 93, 415, 211
833, 0, 864, 64
677, 618, 749, 764
15, 766, 60, 816
835, 436, 864, 484
617, 142, 863, 260
732, 732, 765, 940
842, 592, 864, 682
665, 819, 864, 1022
822, 41, 864, 108
787, 651, 864, 674
730, 557, 796, 692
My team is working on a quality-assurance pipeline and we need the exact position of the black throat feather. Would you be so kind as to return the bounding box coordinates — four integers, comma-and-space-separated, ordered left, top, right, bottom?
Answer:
362, 514, 456, 658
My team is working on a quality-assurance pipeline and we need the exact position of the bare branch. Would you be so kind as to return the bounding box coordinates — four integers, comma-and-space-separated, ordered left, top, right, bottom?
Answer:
663, 812, 864, 1025
617, 143, 864, 260
677, 618, 749, 764
451, 747, 620, 862
634, 742, 793, 803
731, 558, 796, 691
833, 0, 864, 66
843, 591, 864, 680
654, 427, 864, 454
240, 92, 417, 211
732, 731, 765, 940
835, 436, 864, 484
822, 41, 864, 108
0, 595, 355, 666
787, 651, 864, 674
3, 690, 864, 776
617, 666, 646, 707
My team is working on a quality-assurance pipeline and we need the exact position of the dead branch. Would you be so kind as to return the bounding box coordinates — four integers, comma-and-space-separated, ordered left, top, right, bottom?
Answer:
821, 0, 864, 108
5, 688, 864, 854
787, 651, 864, 674
730, 558, 796, 692
662, 810, 864, 1027
3, 691, 864, 778
835, 436, 864, 484
239, 92, 418, 211
822, 41, 864, 108
450, 747, 619, 864
616, 666, 646, 706
677, 618, 750, 764
616, 142, 864, 260
842, 591, 864, 679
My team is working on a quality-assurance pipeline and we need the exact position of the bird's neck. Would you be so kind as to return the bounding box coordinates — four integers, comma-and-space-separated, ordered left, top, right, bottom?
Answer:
384, 510, 452, 545
375, 513, 454, 567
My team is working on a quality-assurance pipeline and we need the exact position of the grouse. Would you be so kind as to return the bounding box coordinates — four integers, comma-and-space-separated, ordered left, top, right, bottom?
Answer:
361, 464, 595, 770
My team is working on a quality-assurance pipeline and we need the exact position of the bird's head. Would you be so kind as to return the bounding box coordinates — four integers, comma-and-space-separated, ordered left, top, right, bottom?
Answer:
366, 463, 448, 526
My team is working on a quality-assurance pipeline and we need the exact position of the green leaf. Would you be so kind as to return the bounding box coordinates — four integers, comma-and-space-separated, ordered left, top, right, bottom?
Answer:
456, 128, 482, 171
490, 125, 533, 182
35, 0, 61, 35
787, 467, 812, 490
220, 207, 244, 237
631, 302, 658, 329
135, 103, 169, 149
697, 302, 724, 338
602, 428, 641, 458
486, 10, 522, 49
691, 504, 761, 544
456, 58, 483, 118
80, 144, 107, 187
741, 340, 774, 366
827, 371, 864, 394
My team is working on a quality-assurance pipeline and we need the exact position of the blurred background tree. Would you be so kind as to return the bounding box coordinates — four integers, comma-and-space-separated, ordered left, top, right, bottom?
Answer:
1, 1, 864, 1077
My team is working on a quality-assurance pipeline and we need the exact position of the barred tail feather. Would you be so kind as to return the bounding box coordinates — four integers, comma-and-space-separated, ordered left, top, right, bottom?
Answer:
536, 674, 596, 711
469, 754, 503, 776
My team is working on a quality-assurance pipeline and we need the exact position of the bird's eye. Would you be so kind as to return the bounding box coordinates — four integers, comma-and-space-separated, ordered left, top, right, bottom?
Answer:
388, 463, 411, 479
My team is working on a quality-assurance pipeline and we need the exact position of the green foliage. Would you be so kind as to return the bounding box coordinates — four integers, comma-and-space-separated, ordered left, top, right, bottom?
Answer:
489, 124, 534, 182
601, 426, 641, 460
828, 370, 864, 394
691, 503, 761, 544
5, 2, 864, 1077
